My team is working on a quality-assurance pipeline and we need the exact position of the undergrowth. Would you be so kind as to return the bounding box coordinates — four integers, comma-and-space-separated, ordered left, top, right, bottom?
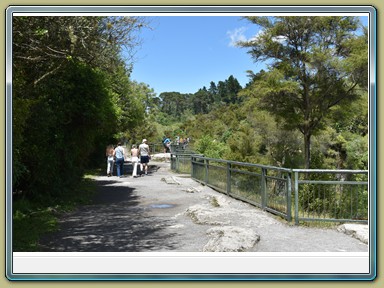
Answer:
12, 175, 97, 252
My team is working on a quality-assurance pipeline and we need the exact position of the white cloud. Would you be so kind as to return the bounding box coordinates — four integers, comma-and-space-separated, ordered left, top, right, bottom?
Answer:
272, 35, 288, 44
248, 29, 265, 43
227, 27, 247, 47
227, 28, 268, 46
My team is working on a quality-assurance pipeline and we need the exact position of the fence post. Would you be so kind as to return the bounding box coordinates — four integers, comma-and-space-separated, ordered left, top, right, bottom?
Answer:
261, 168, 267, 209
294, 171, 299, 225
170, 153, 174, 171
226, 162, 231, 196
190, 155, 194, 178
176, 154, 179, 173
205, 159, 209, 185
287, 171, 292, 222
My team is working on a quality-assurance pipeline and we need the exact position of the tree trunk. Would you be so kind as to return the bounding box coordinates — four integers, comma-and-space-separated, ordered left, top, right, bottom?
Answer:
304, 132, 311, 169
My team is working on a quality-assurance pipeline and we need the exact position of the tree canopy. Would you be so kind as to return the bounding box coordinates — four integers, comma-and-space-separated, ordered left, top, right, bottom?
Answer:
12, 16, 149, 198
236, 16, 367, 168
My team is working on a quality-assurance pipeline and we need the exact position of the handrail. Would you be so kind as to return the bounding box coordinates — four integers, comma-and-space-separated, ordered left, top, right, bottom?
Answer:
192, 155, 292, 172
292, 169, 368, 173
172, 153, 368, 225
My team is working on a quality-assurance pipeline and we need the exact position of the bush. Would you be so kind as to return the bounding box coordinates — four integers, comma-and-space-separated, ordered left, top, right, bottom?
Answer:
195, 135, 229, 159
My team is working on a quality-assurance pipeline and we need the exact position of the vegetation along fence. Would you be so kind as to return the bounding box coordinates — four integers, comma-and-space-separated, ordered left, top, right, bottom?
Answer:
171, 153, 368, 225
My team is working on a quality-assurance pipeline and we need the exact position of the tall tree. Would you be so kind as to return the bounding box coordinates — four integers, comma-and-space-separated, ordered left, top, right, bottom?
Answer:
12, 16, 148, 196
225, 75, 243, 104
237, 16, 367, 168
159, 92, 188, 119
192, 87, 213, 114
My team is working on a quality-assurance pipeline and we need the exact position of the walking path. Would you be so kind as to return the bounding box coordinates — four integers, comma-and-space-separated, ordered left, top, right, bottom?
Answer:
39, 159, 368, 252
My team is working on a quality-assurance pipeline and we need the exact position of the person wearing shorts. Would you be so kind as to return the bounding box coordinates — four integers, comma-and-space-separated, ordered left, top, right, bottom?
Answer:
139, 139, 150, 176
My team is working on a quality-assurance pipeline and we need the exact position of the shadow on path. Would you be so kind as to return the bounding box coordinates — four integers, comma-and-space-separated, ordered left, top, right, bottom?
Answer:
39, 177, 179, 252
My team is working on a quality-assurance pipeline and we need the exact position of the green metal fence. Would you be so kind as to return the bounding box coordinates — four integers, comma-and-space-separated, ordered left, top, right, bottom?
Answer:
191, 155, 293, 222
170, 153, 368, 225
170, 152, 198, 174
293, 169, 368, 225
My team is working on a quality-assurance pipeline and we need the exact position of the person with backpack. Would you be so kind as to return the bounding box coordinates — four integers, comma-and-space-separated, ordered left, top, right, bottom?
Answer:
163, 136, 171, 153
113, 142, 125, 177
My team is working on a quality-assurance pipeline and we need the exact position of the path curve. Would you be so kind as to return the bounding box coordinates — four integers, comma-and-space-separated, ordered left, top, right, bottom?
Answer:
39, 160, 368, 252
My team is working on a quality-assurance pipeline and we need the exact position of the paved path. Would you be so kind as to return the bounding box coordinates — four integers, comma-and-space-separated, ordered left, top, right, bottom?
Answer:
39, 160, 368, 252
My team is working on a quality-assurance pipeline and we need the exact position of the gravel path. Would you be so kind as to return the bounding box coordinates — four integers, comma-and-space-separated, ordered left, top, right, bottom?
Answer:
38, 160, 368, 252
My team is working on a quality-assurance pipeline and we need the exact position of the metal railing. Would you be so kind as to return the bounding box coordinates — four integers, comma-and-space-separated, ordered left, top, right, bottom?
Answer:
191, 155, 293, 222
148, 144, 165, 154
170, 153, 368, 225
149, 143, 193, 155
170, 150, 200, 174
293, 169, 368, 225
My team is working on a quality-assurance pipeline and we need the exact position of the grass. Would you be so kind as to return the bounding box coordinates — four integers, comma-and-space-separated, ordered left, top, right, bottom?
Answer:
13, 203, 59, 251
12, 176, 98, 252
210, 196, 220, 207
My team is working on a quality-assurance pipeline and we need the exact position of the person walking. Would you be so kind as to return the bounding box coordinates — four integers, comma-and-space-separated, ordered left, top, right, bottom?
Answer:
131, 144, 139, 178
106, 144, 115, 177
114, 142, 125, 177
163, 136, 171, 153
139, 139, 150, 176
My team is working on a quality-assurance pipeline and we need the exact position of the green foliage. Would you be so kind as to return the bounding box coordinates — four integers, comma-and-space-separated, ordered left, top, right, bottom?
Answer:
14, 61, 116, 198
13, 203, 58, 251
12, 16, 149, 199
298, 180, 368, 220
194, 135, 229, 159
237, 16, 366, 169
345, 134, 368, 170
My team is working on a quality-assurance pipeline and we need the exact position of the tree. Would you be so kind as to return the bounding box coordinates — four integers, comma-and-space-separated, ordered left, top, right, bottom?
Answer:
159, 92, 189, 119
214, 76, 243, 105
237, 16, 367, 168
191, 87, 213, 114
225, 75, 243, 104
208, 81, 219, 104
12, 16, 148, 197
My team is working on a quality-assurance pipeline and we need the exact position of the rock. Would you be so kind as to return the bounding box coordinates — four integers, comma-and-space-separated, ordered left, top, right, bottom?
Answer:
183, 187, 202, 193
161, 176, 181, 185
337, 223, 368, 244
151, 153, 171, 161
203, 226, 260, 252
185, 205, 231, 225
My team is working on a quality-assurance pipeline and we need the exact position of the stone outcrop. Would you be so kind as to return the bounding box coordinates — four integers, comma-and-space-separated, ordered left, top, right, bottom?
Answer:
203, 226, 260, 252
337, 223, 369, 244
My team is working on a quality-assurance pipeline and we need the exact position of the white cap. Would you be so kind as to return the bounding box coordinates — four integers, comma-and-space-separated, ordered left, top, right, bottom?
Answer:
142, 139, 147, 143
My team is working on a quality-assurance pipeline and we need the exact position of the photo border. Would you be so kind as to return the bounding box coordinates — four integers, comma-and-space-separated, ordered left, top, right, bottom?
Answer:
5, 4, 377, 281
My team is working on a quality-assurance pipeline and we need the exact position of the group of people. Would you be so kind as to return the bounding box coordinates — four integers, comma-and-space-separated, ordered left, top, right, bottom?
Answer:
106, 139, 151, 178
162, 136, 190, 153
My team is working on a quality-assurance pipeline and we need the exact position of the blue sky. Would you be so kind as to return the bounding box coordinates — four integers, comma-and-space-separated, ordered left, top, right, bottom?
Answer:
130, 16, 261, 95
130, 16, 369, 96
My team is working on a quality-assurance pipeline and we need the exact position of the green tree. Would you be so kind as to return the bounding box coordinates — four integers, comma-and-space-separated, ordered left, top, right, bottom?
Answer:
237, 16, 367, 168
191, 87, 213, 114
225, 75, 243, 104
159, 92, 189, 119
12, 16, 148, 197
